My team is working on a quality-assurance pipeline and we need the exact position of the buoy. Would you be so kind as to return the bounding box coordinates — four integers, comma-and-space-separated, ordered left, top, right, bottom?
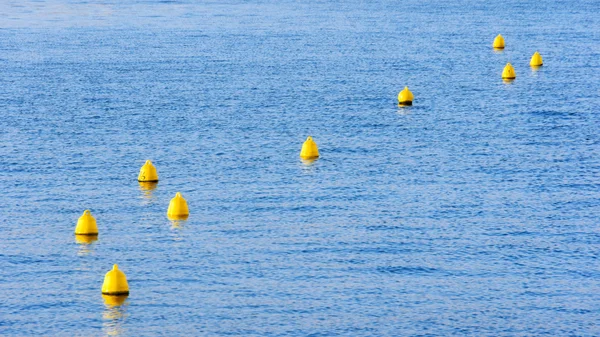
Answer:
502, 63, 516, 79
138, 160, 158, 182
74, 210, 98, 235
300, 136, 319, 159
101, 264, 129, 295
397, 86, 414, 106
493, 34, 505, 49
530, 51, 543, 66
167, 192, 189, 219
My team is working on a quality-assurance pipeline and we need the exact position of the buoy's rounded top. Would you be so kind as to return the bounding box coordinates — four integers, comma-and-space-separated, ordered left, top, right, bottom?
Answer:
83, 210, 91, 216
113, 264, 119, 271
306, 136, 313, 141
145, 160, 152, 165
175, 192, 182, 198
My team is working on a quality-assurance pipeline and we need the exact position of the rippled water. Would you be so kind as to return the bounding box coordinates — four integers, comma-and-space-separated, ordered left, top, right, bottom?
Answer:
1, 1, 599, 336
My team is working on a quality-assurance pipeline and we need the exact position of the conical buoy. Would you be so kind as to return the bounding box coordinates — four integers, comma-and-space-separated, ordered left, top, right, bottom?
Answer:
502, 63, 516, 79
74, 210, 98, 235
101, 264, 129, 295
493, 34, 505, 49
398, 86, 414, 106
300, 136, 319, 159
138, 160, 158, 182
530, 51, 543, 66
167, 192, 189, 219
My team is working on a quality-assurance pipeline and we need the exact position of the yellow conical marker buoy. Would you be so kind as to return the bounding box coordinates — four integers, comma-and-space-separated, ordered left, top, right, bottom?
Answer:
493, 34, 505, 49
74, 210, 98, 235
300, 136, 319, 159
530, 51, 543, 66
138, 160, 158, 182
398, 86, 414, 106
502, 63, 516, 79
101, 264, 129, 295
167, 192, 189, 218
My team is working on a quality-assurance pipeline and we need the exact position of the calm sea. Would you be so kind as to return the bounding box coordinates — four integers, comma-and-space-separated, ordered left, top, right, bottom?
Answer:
1, 0, 599, 336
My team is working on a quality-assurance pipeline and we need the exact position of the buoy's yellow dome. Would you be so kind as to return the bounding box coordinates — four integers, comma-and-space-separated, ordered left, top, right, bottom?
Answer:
398, 86, 414, 106
101, 264, 129, 295
74, 210, 98, 235
300, 136, 319, 159
530, 51, 543, 66
493, 34, 505, 49
138, 160, 158, 182
502, 63, 516, 79
167, 192, 189, 219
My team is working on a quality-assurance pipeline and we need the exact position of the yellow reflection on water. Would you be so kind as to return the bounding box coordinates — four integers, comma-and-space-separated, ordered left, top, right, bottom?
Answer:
531, 65, 542, 72
301, 157, 318, 166
102, 294, 128, 336
169, 217, 188, 229
493, 48, 504, 54
75, 234, 98, 255
138, 181, 158, 198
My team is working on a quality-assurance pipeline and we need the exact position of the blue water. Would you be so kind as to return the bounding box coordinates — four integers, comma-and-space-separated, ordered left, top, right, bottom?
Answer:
1, 1, 600, 336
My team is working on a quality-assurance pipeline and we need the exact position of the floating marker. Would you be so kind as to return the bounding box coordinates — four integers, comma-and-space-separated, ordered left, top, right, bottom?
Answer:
167, 192, 189, 219
74, 210, 98, 236
101, 264, 129, 295
502, 63, 516, 79
493, 34, 505, 49
398, 86, 414, 106
300, 136, 320, 159
530, 51, 543, 66
138, 160, 158, 182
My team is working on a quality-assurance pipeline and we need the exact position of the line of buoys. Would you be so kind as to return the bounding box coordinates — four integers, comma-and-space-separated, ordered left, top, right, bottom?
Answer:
493, 35, 544, 80
398, 86, 414, 106
86, 35, 546, 301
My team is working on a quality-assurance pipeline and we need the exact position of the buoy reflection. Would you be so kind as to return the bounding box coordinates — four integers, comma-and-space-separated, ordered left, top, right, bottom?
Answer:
301, 157, 319, 166
102, 294, 128, 336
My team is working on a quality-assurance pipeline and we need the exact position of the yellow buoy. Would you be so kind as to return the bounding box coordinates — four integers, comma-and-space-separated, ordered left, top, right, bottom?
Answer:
530, 51, 543, 66
101, 264, 129, 295
493, 34, 505, 49
300, 136, 319, 159
74, 210, 98, 235
502, 63, 516, 79
397, 86, 414, 106
138, 160, 158, 182
167, 192, 189, 219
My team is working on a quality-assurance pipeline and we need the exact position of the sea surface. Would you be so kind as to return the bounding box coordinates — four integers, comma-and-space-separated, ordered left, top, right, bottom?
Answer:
1, 1, 599, 336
